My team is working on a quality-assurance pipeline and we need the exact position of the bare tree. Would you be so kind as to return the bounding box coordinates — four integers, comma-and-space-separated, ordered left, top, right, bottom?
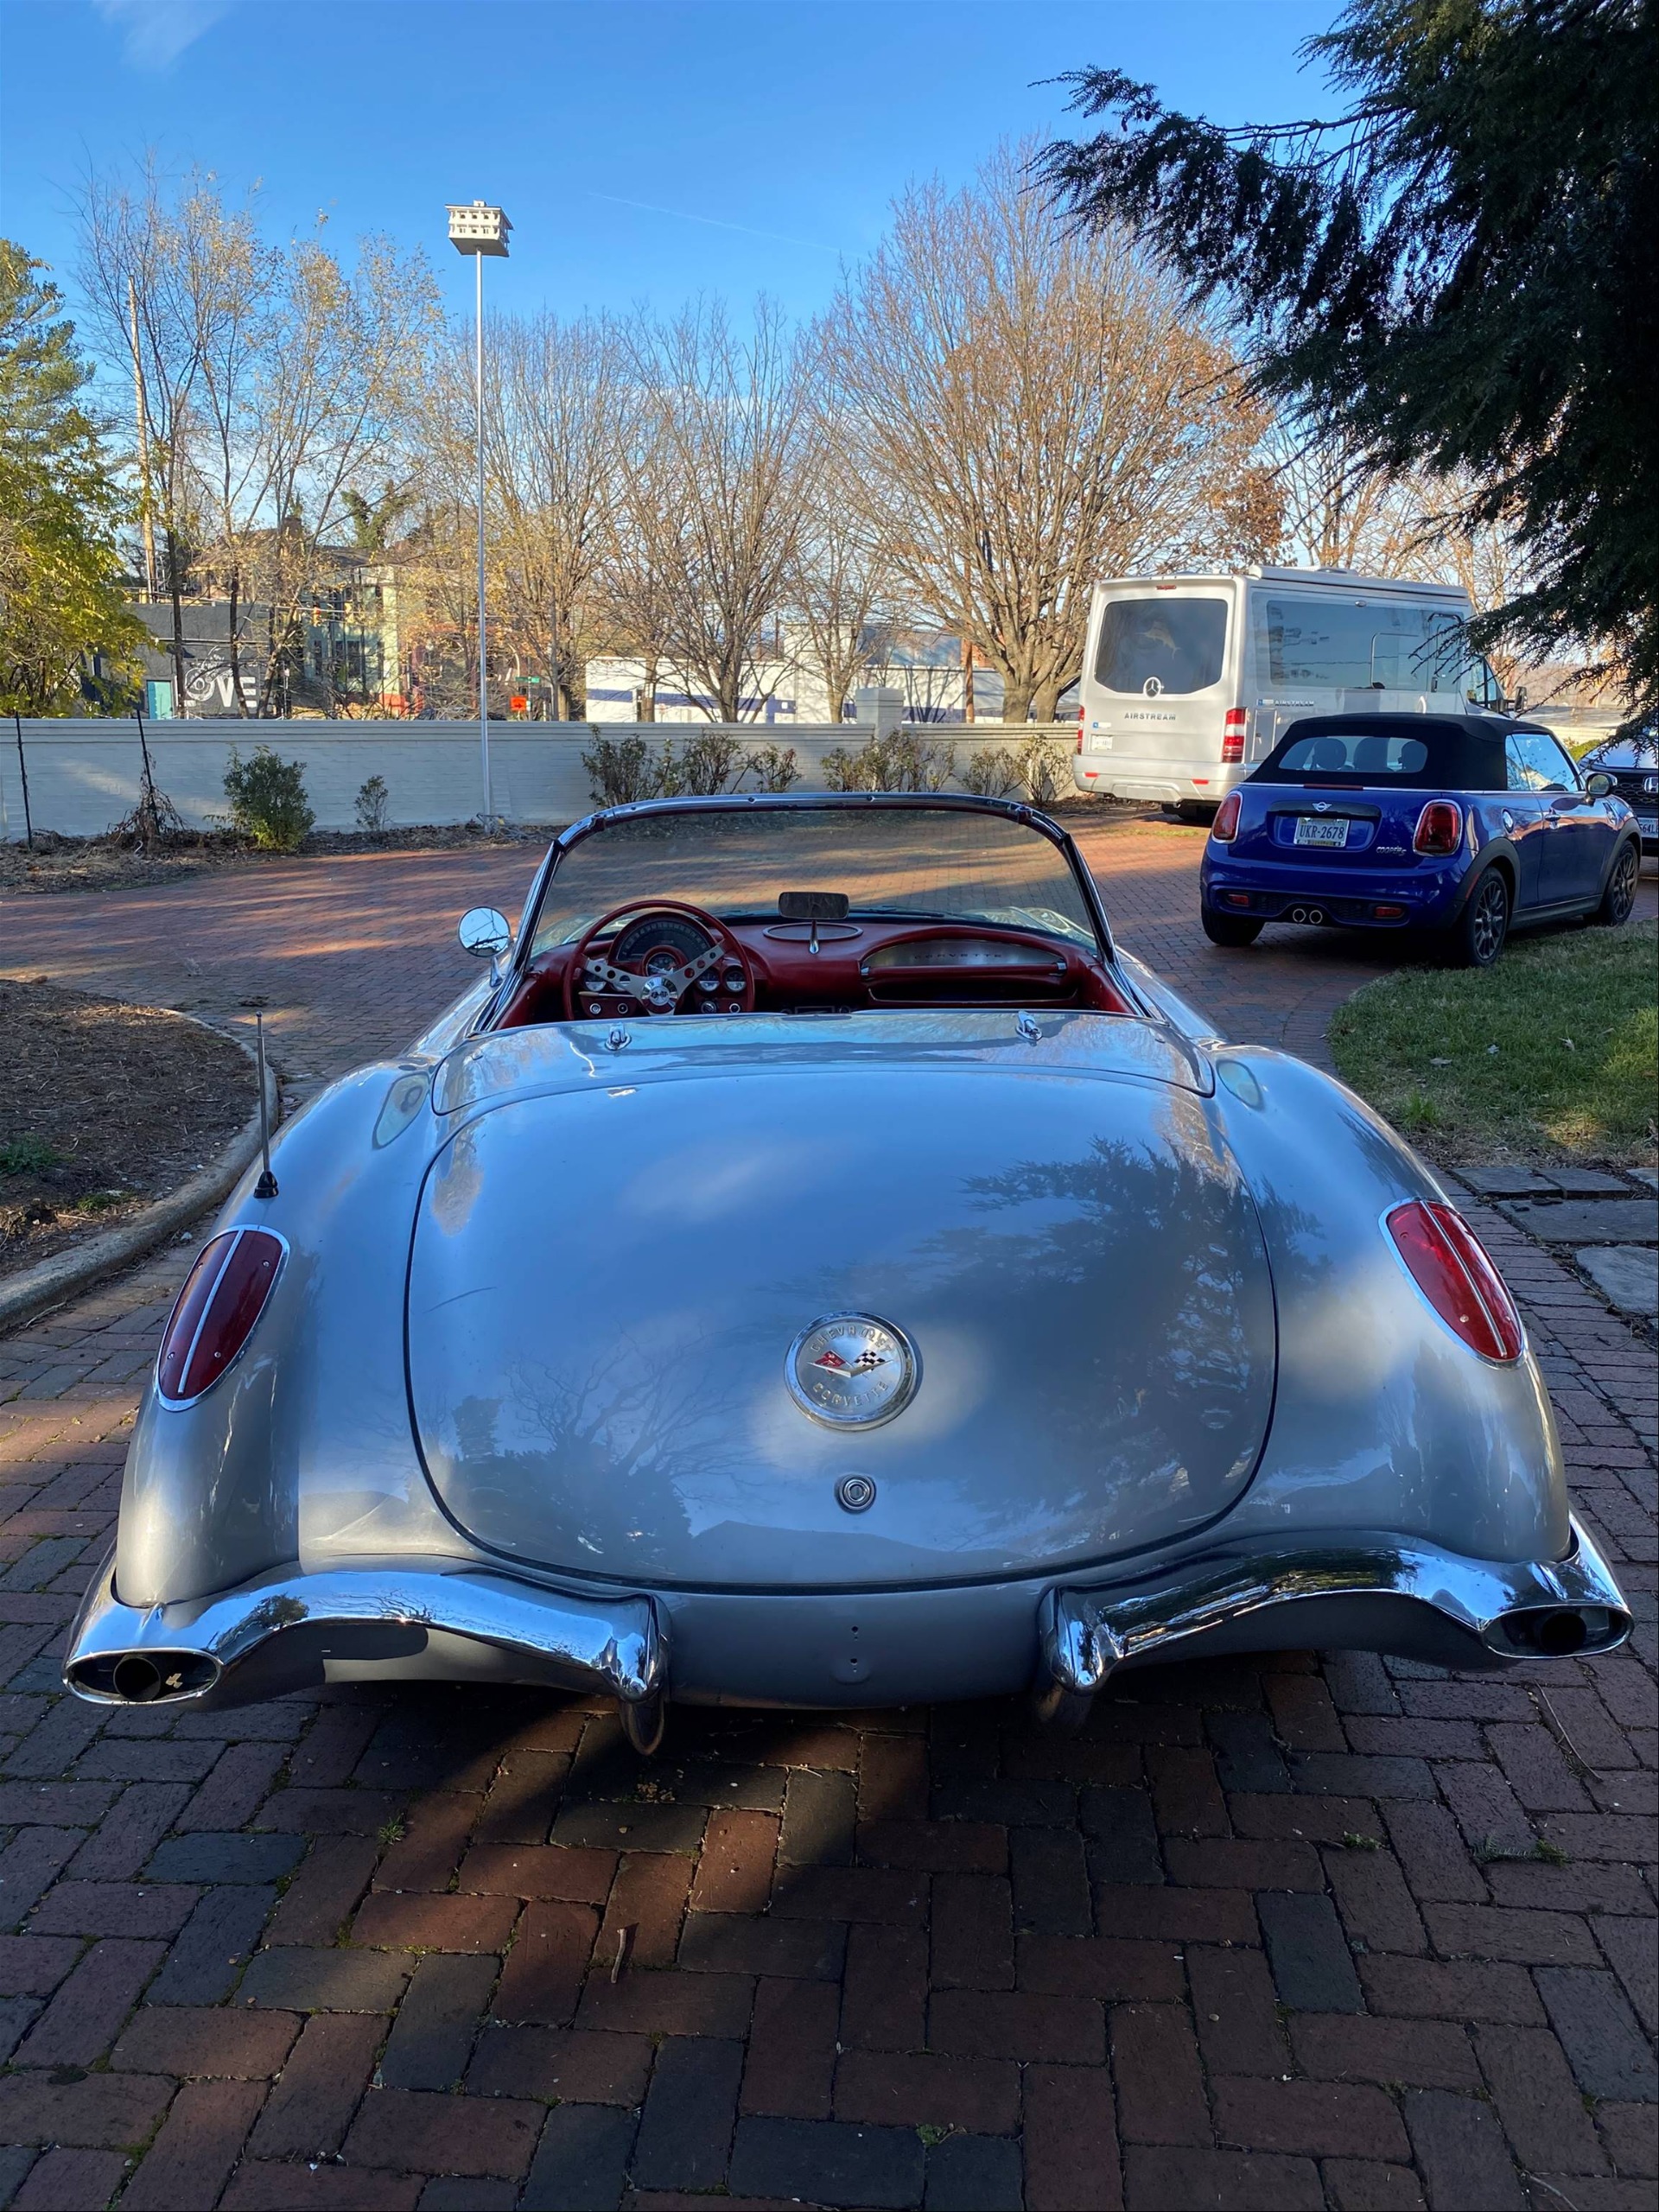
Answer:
785, 444, 899, 721
79, 159, 213, 706
1267, 416, 1422, 574
172, 178, 279, 713
820, 144, 1274, 722
617, 299, 810, 722
79, 162, 438, 716
479, 312, 632, 717
238, 231, 437, 710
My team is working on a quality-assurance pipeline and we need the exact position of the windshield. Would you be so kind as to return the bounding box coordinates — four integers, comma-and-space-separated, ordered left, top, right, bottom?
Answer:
528, 803, 1102, 958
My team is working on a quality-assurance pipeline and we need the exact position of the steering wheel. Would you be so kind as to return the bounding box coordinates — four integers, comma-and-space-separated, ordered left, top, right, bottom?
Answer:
565, 899, 757, 1020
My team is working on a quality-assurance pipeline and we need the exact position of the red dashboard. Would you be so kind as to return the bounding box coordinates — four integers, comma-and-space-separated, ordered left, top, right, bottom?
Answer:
494, 912, 1131, 1027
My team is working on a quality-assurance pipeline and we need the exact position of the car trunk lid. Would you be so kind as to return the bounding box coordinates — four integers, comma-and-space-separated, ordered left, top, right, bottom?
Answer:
406, 1033, 1276, 1590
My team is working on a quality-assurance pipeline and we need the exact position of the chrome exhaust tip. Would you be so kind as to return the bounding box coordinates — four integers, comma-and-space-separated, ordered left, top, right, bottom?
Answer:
67, 1649, 220, 1704
1484, 1605, 1627, 1659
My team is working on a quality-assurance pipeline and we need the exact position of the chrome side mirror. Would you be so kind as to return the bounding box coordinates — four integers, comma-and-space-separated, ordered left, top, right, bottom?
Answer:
458, 906, 512, 986
1585, 772, 1613, 798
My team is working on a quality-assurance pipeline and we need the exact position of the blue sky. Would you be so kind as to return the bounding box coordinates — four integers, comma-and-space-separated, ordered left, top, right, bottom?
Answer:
2, 0, 1338, 333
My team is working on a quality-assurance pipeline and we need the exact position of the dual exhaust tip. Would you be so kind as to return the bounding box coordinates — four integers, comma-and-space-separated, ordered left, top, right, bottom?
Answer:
1287, 905, 1326, 925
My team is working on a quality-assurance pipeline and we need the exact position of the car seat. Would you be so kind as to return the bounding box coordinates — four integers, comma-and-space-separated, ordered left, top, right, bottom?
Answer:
1351, 736, 1395, 773
1307, 737, 1351, 771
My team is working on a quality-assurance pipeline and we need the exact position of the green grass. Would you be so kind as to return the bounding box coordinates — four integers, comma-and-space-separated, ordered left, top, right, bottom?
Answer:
1329, 918, 1657, 1165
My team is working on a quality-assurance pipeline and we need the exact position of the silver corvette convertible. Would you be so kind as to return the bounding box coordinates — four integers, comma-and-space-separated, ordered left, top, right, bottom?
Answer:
65, 793, 1630, 1751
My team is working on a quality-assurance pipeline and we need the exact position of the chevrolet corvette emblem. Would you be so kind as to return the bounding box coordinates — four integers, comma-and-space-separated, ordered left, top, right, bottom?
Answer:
814, 1347, 888, 1376
786, 1314, 918, 1430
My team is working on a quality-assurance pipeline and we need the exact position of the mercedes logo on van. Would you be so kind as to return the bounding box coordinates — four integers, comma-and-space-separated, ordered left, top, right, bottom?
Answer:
785, 1315, 918, 1430
1142, 677, 1164, 698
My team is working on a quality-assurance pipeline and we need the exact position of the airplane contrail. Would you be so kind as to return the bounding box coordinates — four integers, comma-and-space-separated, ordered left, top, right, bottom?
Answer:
585, 191, 842, 255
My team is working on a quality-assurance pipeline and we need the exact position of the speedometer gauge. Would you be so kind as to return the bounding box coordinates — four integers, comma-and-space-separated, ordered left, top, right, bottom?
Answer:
612, 915, 713, 969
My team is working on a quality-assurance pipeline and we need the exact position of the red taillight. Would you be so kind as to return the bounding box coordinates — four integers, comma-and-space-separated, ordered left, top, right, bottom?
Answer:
156, 1228, 286, 1405
1076, 705, 1085, 753
1386, 1201, 1523, 1363
1211, 791, 1242, 842
1222, 708, 1248, 765
1414, 800, 1464, 855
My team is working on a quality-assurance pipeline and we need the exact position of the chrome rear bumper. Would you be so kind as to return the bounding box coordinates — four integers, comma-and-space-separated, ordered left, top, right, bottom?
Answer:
63, 1519, 1628, 1749
1036, 1516, 1630, 1723
64, 1559, 670, 1751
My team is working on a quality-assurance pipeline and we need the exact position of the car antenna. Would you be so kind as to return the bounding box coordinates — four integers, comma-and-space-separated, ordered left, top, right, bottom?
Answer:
251, 1009, 278, 1199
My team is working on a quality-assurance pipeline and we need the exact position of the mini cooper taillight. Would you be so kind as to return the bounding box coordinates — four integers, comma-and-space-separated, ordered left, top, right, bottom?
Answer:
1211, 791, 1242, 842
1386, 1201, 1523, 1363
1414, 799, 1464, 855
156, 1228, 286, 1406
1221, 708, 1248, 764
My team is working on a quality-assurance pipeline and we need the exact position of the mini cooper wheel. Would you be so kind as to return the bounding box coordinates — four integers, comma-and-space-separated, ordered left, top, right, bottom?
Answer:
1449, 866, 1510, 968
1592, 839, 1640, 927
1201, 905, 1264, 948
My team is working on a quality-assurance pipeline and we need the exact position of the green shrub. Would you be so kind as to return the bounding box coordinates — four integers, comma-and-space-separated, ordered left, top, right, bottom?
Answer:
354, 773, 391, 832
0, 1135, 57, 1175
581, 731, 655, 806
744, 741, 799, 791
822, 730, 955, 792
960, 745, 1023, 799
658, 729, 744, 797
222, 746, 315, 851
1011, 733, 1070, 806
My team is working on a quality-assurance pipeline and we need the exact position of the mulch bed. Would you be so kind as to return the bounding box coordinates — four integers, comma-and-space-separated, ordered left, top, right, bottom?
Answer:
0, 801, 1151, 897
0, 822, 545, 896
0, 981, 255, 1277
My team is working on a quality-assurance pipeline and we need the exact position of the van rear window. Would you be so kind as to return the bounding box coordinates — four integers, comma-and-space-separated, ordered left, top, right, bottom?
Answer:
1278, 733, 1429, 775
1094, 598, 1227, 696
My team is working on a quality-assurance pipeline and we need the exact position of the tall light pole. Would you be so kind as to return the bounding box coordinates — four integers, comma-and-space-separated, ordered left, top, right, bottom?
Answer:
447, 200, 512, 823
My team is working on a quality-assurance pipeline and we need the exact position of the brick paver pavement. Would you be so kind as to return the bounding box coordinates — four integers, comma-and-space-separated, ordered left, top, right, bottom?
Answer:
1, 818, 1653, 2209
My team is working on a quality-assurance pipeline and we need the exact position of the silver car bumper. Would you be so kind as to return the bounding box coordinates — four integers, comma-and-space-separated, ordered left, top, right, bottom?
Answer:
64, 1519, 1628, 1745
1034, 1516, 1630, 1725
65, 1559, 671, 1751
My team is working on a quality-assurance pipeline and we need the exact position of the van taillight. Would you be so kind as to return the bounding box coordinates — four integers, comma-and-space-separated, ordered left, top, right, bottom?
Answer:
1076, 705, 1085, 753
1222, 709, 1248, 765
1414, 800, 1464, 855
156, 1228, 286, 1406
1386, 1201, 1523, 1362
1211, 791, 1242, 842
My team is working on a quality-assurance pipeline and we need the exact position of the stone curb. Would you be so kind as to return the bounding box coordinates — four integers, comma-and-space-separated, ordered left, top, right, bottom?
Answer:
0, 1012, 280, 1338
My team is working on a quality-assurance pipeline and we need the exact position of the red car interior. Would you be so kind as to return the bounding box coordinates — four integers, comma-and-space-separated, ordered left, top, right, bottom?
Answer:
494, 901, 1133, 1028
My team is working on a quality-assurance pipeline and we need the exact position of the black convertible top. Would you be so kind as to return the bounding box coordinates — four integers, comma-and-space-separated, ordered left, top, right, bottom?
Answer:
1251, 711, 1538, 792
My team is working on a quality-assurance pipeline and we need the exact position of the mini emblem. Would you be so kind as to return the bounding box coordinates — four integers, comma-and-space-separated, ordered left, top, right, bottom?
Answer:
836, 1474, 877, 1512
785, 1314, 918, 1431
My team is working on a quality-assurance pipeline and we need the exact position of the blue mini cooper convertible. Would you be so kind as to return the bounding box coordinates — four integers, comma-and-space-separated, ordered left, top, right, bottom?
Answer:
1200, 712, 1642, 965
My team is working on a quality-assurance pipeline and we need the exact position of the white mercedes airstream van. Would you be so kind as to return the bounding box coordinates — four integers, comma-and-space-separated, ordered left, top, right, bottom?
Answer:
1073, 568, 1505, 819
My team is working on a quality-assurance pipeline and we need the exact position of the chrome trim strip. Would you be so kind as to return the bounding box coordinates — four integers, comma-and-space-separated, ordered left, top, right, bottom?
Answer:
1042, 1516, 1630, 1689
65, 1558, 667, 1711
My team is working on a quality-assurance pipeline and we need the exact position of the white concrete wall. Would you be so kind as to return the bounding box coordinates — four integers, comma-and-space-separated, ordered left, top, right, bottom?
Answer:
0, 721, 1078, 842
